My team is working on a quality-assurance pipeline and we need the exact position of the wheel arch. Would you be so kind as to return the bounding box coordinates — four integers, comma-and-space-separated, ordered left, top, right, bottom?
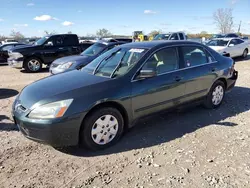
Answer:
23, 55, 44, 68
79, 101, 129, 139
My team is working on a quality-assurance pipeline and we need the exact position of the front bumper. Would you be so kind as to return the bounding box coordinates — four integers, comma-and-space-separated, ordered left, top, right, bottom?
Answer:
8, 59, 23, 68
13, 110, 83, 147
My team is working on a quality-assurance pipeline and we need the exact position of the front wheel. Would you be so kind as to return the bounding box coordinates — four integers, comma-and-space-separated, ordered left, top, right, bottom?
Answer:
203, 80, 225, 109
80, 107, 124, 150
242, 49, 248, 59
24, 57, 42, 72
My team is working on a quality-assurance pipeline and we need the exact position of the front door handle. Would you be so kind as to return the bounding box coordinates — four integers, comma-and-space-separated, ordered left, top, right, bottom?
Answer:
58, 47, 64, 50
175, 76, 183, 82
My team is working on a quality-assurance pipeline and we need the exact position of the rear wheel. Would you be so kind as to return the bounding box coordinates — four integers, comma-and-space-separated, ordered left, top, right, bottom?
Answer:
24, 57, 42, 72
242, 49, 248, 59
203, 80, 225, 109
80, 107, 124, 150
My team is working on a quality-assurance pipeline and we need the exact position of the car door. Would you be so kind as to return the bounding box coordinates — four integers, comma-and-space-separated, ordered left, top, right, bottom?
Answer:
131, 47, 187, 119
42, 36, 58, 63
179, 46, 217, 102
227, 39, 238, 57
235, 39, 246, 56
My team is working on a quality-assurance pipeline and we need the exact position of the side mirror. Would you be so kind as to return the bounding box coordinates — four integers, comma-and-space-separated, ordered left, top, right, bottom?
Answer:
229, 44, 234, 47
138, 68, 156, 79
44, 41, 53, 46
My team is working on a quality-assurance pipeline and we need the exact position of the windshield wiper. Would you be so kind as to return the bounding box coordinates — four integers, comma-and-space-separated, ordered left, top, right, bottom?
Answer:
93, 49, 121, 75
110, 52, 127, 78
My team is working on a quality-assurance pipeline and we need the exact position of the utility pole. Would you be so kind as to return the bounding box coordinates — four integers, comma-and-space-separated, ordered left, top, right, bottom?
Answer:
238, 21, 242, 33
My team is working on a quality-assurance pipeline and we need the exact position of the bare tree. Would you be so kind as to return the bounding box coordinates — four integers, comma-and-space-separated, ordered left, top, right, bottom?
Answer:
67, 31, 72, 34
213, 8, 234, 34
96, 28, 112, 38
10, 30, 25, 40
44, 30, 57, 35
148, 30, 160, 37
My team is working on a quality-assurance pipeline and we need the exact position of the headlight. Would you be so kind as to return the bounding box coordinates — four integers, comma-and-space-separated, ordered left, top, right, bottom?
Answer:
9, 52, 23, 59
28, 99, 73, 119
57, 62, 74, 69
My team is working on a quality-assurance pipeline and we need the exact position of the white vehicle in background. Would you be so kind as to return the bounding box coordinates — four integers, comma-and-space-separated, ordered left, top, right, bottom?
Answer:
1, 39, 18, 45
153, 32, 187, 41
207, 38, 249, 58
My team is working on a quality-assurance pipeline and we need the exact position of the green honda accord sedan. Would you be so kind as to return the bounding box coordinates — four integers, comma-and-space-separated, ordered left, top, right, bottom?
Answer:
12, 41, 238, 150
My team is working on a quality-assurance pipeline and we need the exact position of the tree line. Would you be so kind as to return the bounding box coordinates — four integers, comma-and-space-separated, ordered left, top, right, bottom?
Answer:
1, 8, 249, 41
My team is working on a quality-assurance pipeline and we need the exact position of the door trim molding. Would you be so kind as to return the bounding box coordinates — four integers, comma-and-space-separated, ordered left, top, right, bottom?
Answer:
134, 89, 207, 113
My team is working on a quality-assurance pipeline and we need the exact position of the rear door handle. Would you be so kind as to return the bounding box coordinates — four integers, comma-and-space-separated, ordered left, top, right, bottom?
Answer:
175, 76, 183, 82
59, 47, 64, 50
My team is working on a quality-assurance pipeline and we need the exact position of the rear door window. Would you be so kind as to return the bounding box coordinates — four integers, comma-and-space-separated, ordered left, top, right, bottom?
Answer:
54, 36, 64, 46
170, 33, 179, 40
63, 35, 78, 46
181, 46, 208, 67
179, 33, 184, 40
235, 39, 244, 44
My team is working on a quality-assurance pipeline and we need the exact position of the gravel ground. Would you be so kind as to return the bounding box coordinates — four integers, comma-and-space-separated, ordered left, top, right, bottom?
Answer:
0, 56, 250, 188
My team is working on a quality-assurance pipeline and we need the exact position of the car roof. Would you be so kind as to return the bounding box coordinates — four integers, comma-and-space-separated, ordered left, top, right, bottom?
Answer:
212, 37, 241, 41
120, 40, 202, 49
96, 40, 124, 46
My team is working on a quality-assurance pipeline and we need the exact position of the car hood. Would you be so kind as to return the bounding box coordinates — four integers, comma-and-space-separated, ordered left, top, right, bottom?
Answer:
208, 46, 227, 52
11, 44, 37, 52
18, 70, 111, 109
52, 55, 95, 65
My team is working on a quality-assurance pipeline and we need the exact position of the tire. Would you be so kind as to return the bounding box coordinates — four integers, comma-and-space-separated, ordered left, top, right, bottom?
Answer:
24, 57, 43, 72
80, 107, 124, 150
203, 80, 225, 109
242, 49, 248, 59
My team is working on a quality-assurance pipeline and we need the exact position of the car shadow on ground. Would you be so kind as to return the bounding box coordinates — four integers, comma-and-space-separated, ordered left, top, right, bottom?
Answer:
234, 54, 250, 62
20, 67, 49, 73
0, 88, 19, 99
0, 115, 18, 131
58, 86, 250, 157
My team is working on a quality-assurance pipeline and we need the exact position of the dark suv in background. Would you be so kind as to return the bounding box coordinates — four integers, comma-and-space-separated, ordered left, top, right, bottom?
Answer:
8, 34, 93, 72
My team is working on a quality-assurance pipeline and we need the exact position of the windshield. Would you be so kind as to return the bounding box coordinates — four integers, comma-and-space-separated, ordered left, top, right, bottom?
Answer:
83, 47, 147, 78
207, 40, 229, 46
81, 43, 106, 56
154, 34, 170, 40
213, 34, 224, 38
34, 36, 49, 45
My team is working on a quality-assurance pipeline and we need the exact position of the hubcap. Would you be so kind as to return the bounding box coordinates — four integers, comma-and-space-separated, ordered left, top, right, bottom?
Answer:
28, 59, 40, 71
91, 115, 118, 145
212, 85, 224, 105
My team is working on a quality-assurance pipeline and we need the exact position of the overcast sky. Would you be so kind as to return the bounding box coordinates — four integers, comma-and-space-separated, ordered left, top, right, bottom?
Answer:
0, 0, 249, 37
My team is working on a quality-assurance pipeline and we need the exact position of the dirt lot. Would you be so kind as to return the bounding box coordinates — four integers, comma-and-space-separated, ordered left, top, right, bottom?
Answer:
1, 56, 250, 188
